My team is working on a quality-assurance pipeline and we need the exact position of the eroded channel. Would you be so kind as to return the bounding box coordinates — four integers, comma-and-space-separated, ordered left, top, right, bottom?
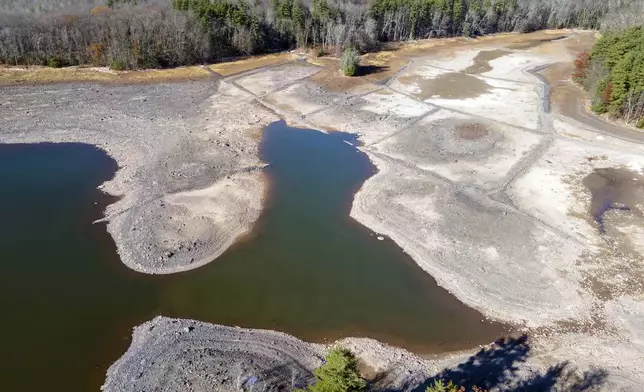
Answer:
0, 122, 508, 392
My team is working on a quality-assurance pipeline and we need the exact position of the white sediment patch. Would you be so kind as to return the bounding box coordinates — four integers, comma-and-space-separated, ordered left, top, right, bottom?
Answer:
233, 63, 321, 96
388, 50, 482, 99
481, 52, 559, 83
350, 153, 591, 327
264, 83, 328, 115
360, 89, 431, 119
306, 89, 433, 145
422, 48, 481, 71
604, 296, 644, 345
425, 77, 541, 129
508, 138, 644, 247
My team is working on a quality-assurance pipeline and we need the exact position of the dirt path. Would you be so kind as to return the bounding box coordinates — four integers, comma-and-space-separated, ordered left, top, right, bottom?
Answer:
544, 61, 644, 144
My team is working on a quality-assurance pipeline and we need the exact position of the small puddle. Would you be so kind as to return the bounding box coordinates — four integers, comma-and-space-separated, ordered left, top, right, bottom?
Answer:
398, 72, 491, 100
463, 50, 509, 74
583, 167, 644, 233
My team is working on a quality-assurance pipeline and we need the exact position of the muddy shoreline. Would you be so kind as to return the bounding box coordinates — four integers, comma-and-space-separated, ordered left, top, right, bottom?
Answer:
0, 79, 280, 274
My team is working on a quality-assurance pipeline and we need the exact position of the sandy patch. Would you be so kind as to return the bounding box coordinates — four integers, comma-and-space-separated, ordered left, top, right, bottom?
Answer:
233, 63, 321, 96
0, 65, 211, 86
209, 53, 294, 76
481, 51, 561, 82
509, 138, 644, 246
369, 109, 543, 189
424, 76, 541, 129
305, 88, 433, 145
350, 153, 590, 327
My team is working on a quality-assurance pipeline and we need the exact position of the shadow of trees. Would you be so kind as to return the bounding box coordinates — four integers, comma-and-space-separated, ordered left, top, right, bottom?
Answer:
356, 65, 389, 77
373, 335, 607, 392
240, 358, 317, 391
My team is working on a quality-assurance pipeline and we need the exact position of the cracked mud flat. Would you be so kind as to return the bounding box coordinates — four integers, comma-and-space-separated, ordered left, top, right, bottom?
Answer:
3, 30, 644, 392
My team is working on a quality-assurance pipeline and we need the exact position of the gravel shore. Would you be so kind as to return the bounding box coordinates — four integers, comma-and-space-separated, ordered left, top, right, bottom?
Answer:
0, 78, 278, 274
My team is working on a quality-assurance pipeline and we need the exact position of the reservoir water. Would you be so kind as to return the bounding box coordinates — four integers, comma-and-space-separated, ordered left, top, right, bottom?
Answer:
0, 122, 507, 392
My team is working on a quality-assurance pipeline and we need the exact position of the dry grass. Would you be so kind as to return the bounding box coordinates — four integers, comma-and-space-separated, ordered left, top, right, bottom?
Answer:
306, 55, 339, 69
209, 53, 294, 76
0, 65, 211, 86
0, 29, 582, 87
308, 68, 377, 94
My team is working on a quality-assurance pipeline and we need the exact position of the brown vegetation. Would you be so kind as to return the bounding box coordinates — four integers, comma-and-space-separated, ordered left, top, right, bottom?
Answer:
0, 0, 636, 71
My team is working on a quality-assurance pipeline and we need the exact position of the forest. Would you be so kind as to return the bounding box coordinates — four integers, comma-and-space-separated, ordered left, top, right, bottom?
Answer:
0, 0, 642, 70
575, 26, 644, 128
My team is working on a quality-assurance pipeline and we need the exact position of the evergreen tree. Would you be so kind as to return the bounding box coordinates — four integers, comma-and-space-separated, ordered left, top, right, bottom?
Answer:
297, 347, 366, 392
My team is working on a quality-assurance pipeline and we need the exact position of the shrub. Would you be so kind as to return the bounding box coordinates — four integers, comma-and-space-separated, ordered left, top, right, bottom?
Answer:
637, 118, 644, 128
297, 347, 366, 392
427, 380, 464, 392
591, 100, 608, 114
316, 47, 326, 57
426, 380, 486, 392
572, 51, 590, 84
341, 47, 360, 77
44, 57, 65, 68
591, 76, 611, 114
109, 60, 126, 71
87, 43, 104, 64
602, 82, 613, 107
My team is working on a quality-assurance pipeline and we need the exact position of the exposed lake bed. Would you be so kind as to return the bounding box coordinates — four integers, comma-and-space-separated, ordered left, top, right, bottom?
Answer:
2, 30, 644, 391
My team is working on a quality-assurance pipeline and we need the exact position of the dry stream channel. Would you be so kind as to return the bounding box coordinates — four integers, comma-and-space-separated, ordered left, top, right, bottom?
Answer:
0, 123, 505, 392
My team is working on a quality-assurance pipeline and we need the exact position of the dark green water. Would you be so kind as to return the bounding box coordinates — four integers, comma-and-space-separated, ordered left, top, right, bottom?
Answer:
1, 122, 506, 392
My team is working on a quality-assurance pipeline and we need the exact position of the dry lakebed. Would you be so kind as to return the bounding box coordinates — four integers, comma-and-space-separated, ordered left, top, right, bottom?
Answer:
1, 30, 644, 391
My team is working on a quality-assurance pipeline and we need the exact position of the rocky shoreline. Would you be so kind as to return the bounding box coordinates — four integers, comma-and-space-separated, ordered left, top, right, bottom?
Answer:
0, 79, 279, 274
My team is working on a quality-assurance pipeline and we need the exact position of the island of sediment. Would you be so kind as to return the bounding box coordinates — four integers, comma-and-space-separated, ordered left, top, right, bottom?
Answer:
2, 30, 644, 391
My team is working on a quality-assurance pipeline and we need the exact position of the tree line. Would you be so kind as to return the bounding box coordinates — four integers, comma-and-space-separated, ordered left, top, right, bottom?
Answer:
0, 0, 641, 70
574, 26, 644, 128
